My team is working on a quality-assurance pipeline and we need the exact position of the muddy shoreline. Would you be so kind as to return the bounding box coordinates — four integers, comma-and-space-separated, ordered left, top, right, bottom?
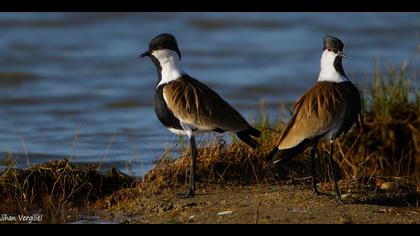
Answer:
101, 182, 420, 224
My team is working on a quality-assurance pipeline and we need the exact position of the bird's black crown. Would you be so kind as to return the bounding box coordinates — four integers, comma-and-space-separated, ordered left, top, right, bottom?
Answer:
323, 35, 344, 53
148, 33, 181, 59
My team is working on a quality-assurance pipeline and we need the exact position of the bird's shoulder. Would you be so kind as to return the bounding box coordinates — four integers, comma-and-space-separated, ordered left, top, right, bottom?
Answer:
292, 81, 346, 115
162, 75, 248, 130
162, 75, 237, 118
163, 75, 221, 99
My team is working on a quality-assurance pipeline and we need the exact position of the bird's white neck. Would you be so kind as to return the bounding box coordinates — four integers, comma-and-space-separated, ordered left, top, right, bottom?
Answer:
317, 50, 348, 83
153, 49, 185, 87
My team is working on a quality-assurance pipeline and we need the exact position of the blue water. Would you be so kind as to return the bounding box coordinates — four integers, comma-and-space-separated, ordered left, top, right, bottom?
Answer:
0, 12, 419, 176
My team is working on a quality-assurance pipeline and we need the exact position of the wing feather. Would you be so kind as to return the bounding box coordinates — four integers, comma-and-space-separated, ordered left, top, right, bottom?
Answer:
278, 82, 347, 149
163, 76, 249, 132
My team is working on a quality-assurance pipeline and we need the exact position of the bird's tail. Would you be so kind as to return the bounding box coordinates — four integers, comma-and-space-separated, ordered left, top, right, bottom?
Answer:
237, 127, 261, 149
266, 138, 316, 166
265, 146, 301, 165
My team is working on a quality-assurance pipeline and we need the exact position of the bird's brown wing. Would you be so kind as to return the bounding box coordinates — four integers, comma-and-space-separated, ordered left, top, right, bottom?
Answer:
278, 82, 347, 149
163, 75, 250, 132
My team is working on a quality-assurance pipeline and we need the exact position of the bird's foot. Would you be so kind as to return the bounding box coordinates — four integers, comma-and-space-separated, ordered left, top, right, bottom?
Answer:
312, 181, 320, 196
312, 188, 320, 196
335, 196, 344, 205
184, 188, 195, 198
177, 188, 195, 198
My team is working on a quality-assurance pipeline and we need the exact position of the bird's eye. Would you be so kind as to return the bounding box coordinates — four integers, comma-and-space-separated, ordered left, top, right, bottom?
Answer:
327, 48, 332, 52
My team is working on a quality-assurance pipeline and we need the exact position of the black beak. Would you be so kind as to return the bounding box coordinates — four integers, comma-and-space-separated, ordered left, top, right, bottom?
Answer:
337, 51, 346, 58
139, 50, 151, 58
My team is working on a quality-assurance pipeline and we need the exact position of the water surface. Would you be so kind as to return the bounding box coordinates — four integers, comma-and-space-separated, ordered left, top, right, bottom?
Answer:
0, 13, 419, 176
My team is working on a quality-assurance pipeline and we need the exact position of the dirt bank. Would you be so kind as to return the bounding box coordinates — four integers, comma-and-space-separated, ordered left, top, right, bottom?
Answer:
102, 181, 420, 224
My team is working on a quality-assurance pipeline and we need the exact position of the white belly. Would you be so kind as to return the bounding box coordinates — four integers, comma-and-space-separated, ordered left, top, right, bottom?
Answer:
167, 127, 213, 136
168, 128, 188, 136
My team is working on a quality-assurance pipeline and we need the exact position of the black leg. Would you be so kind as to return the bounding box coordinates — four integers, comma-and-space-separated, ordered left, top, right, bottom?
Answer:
185, 136, 197, 198
310, 142, 320, 195
328, 140, 342, 203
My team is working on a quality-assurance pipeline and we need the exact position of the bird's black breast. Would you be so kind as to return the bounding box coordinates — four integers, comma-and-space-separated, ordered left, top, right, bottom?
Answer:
336, 81, 361, 136
154, 84, 183, 130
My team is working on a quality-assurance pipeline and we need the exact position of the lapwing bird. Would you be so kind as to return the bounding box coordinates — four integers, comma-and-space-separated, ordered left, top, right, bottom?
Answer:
140, 33, 261, 197
267, 35, 361, 202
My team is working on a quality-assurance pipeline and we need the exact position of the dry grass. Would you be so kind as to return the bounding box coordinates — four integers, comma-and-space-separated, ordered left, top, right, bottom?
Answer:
143, 135, 277, 191
334, 63, 419, 182
0, 159, 136, 222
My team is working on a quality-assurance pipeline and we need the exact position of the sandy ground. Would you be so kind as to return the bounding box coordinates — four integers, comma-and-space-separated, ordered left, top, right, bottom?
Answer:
101, 182, 420, 224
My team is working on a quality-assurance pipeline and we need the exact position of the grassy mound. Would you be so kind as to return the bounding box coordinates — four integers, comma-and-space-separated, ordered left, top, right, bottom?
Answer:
143, 135, 278, 190
0, 159, 136, 221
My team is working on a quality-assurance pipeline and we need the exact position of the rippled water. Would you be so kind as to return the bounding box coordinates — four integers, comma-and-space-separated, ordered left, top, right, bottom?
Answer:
0, 13, 419, 176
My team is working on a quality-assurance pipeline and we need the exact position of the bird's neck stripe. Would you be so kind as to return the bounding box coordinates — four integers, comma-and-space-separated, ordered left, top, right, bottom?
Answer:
317, 50, 348, 83
153, 49, 185, 87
